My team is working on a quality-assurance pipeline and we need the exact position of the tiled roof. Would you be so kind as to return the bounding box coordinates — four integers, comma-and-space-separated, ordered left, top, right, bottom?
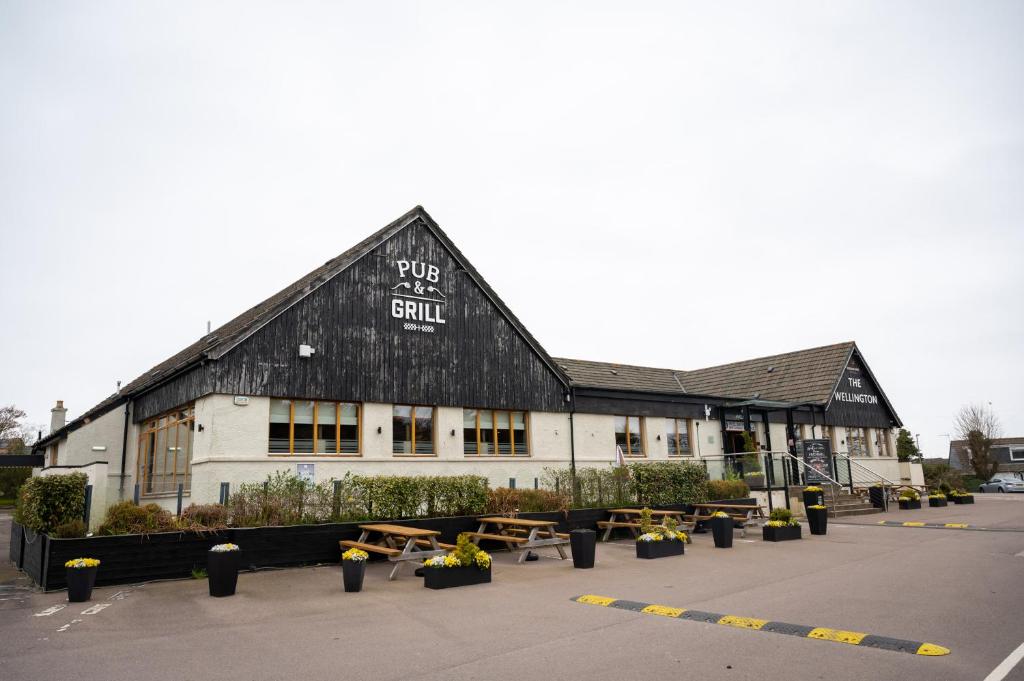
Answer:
680, 342, 855, 404
556, 341, 856, 404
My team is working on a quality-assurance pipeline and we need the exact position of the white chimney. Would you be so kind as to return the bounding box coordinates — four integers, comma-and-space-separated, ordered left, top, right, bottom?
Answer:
50, 400, 67, 433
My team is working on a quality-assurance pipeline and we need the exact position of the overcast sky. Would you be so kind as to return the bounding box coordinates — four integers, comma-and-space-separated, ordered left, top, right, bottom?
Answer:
2, 2, 1021, 460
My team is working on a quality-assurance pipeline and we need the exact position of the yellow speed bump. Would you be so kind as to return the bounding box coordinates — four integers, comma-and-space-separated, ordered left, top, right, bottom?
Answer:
571, 595, 949, 657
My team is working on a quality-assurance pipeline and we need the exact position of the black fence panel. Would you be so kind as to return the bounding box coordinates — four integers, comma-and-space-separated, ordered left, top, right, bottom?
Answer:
9, 521, 24, 568
20, 528, 47, 586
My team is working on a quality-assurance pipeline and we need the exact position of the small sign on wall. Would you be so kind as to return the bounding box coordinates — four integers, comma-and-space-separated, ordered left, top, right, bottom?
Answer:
297, 463, 315, 484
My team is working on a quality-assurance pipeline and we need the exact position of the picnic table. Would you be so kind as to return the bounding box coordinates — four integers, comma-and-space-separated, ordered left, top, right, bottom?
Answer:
597, 508, 693, 542
688, 503, 766, 537
466, 517, 570, 564
340, 523, 455, 580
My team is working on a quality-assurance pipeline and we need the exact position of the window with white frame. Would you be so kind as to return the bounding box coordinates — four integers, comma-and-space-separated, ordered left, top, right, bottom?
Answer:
847, 427, 868, 456
1010, 447, 1024, 462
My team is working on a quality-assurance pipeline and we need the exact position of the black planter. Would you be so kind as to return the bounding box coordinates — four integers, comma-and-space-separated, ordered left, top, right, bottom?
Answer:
207, 550, 240, 597
570, 529, 596, 569
635, 539, 684, 559
928, 498, 948, 508
762, 525, 802, 542
807, 507, 828, 535
423, 565, 491, 589
711, 517, 733, 548
342, 560, 366, 592
745, 474, 765, 490
802, 489, 825, 508
898, 499, 921, 510
961, 495, 974, 505
66, 566, 98, 603
868, 486, 886, 509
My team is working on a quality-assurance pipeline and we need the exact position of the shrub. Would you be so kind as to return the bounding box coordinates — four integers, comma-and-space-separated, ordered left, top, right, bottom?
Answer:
13, 473, 87, 534
226, 472, 490, 527
707, 479, 750, 500
768, 508, 798, 526
97, 501, 177, 536
485, 487, 569, 515
179, 503, 229, 530
630, 461, 709, 507
0, 467, 32, 499
51, 518, 87, 538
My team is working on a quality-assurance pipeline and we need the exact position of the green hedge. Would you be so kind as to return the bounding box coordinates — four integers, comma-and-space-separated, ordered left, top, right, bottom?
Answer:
226, 472, 490, 527
0, 467, 32, 499
543, 462, 709, 508
13, 472, 87, 534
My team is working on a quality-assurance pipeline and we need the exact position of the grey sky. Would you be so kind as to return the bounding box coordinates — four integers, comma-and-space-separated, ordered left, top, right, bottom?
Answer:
2, 1, 1021, 461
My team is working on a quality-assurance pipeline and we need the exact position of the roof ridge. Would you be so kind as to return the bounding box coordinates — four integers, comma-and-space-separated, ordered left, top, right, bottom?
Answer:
683, 341, 856, 374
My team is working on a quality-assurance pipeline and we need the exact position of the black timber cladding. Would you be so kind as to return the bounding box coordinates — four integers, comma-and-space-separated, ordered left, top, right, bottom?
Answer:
135, 213, 568, 420
823, 353, 900, 429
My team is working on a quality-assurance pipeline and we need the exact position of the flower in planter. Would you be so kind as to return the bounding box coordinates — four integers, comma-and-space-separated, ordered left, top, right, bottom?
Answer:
342, 548, 369, 562
638, 532, 664, 542
712, 511, 731, 519
767, 508, 800, 527
804, 486, 823, 493
210, 543, 240, 552
928, 494, 946, 500
807, 504, 827, 510
423, 533, 491, 571
898, 489, 921, 501
65, 558, 100, 569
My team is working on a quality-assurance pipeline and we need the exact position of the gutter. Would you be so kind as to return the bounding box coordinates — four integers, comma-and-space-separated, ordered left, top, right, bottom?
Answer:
119, 400, 130, 493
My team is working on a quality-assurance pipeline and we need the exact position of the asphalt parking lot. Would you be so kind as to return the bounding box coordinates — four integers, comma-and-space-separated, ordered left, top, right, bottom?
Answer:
2, 495, 1023, 681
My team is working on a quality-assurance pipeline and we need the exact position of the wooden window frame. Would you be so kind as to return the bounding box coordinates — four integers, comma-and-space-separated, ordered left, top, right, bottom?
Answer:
464, 409, 531, 457
616, 415, 646, 458
666, 417, 693, 457
270, 399, 362, 457
393, 405, 436, 457
136, 405, 194, 497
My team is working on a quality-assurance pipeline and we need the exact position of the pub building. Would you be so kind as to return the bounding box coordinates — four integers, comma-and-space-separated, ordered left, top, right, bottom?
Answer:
34, 207, 915, 524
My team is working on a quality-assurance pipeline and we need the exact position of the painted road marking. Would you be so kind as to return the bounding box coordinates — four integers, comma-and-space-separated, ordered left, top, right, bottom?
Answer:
34, 605, 66, 617
80, 603, 110, 615
571, 595, 950, 656
56, 618, 83, 633
983, 641, 1024, 681
867, 520, 1024, 532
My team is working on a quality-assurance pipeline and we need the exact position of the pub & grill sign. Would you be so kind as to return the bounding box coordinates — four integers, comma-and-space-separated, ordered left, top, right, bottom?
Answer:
389, 259, 447, 334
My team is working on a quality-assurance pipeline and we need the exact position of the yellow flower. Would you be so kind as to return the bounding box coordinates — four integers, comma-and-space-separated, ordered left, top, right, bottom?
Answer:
65, 557, 100, 569
342, 548, 369, 562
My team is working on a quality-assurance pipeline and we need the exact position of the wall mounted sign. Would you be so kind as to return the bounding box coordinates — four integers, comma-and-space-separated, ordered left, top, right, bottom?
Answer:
296, 463, 315, 484
800, 439, 834, 484
833, 360, 879, 406
389, 260, 447, 334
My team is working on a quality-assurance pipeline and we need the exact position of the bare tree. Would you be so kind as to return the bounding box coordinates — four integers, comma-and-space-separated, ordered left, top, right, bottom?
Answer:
0, 405, 27, 440
954, 403, 1002, 481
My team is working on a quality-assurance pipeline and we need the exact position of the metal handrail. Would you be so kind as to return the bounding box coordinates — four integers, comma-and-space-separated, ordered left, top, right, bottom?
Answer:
834, 452, 898, 487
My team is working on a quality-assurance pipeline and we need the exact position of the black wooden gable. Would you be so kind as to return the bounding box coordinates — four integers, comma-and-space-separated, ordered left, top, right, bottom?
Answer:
823, 347, 902, 429
134, 207, 569, 420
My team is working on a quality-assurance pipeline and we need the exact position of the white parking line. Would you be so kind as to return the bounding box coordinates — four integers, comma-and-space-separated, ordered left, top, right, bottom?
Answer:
34, 604, 66, 617
80, 603, 110, 615
984, 641, 1024, 681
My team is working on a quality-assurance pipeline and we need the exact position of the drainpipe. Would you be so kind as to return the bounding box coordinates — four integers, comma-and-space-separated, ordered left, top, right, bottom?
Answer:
567, 388, 576, 477
119, 400, 130, 494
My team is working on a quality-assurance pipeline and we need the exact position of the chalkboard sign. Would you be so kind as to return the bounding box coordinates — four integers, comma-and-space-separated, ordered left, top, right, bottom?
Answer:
801, 439, 834, 483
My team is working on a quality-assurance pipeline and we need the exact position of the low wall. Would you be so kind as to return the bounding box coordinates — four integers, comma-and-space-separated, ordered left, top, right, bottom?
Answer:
10, 504, 691, 592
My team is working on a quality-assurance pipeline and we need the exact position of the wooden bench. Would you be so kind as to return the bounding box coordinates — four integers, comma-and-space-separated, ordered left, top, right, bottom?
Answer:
414, 538, 456, 550
462, 532, 528, 543
597, 521, 644, 529
339, 540, 401, 557
503, 527, 570, 540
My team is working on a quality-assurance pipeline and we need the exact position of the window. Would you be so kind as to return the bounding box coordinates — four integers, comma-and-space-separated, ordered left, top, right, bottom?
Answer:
847, 427, 868, 456
666, 418, 692, 456
269, 399, 360, 454
394, 405, 434, 455
615, 416, 645, 457
875, 428, 891, 457
463, 409, 529, 456
1010, 447, 1024, 462
137, 405, 194, 495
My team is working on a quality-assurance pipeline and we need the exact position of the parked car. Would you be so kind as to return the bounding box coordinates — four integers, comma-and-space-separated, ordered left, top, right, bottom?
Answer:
978, 476, 1024, 493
